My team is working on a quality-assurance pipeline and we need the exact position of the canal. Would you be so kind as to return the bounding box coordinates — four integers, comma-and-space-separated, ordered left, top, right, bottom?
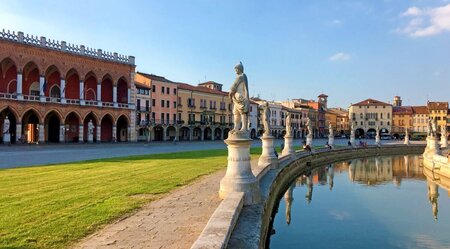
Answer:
268, 155, 450, 249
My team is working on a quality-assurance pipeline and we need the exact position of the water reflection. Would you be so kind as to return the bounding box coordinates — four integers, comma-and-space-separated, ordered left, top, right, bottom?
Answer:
271, 155, 450, 249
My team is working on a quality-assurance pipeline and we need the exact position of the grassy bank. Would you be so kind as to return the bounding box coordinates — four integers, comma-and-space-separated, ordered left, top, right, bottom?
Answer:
0, 147, 278, 249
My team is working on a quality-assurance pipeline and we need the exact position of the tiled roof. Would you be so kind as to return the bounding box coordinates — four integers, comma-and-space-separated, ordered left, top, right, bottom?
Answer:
177, 83, 228, 96
412, 106, 429, 114
352, 98, 391, 107
135, 81, 151, 90
137, 72, 174, 83
393, 106, 413, 114
198, 81, 223, 86
427, 101, 448, 110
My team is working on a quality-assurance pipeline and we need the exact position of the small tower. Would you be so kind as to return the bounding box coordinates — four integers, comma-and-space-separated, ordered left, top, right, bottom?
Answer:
318, 94, 328, 109
393, 96, 402, 107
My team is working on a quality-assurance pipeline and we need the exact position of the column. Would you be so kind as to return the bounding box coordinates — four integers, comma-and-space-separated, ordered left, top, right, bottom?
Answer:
59, 124, 65, 143
17, 72, 23, 100
16, 123, 22, 142
258, 134, 278, 168
113, 85, 118, 107
38, 124, 45, 143
96, 125, 101, 143
211, 127, 215, 141
97, 82, 102, 107
78, 124, 84, 143
189, 128, 193, 141
79, 80, 85, 105
163, 126, 167, 141
200, 128, 204, 141
112, 125, 117, 142
127, 88, 131, 104
39, 75, 46, 102
60, 78, 66, 103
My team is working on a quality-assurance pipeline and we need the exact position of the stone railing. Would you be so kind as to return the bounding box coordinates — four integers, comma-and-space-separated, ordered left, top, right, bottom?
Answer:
0, 29, 135, 65
192, 144, 426, 249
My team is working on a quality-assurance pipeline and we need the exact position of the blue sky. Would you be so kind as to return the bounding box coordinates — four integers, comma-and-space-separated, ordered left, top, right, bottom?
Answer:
1, 0, 449, 108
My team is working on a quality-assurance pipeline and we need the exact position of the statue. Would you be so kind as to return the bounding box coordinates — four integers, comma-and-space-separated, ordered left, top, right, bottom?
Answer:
427, 117, 432, 136
328, 123, 333, 138
376, 125, 380, 137
306, 117, 312, 136
229, 62, 249, 134
88, 119, 94, 135
431, 118, 437, 137
441, 125, 447, 137
262, 102, 271, 136
286, 112, 292, 136
3, 116, 10, 134
350, 123, 355, 137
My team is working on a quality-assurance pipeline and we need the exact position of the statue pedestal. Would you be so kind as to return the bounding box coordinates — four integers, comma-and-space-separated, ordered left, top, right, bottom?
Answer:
328, 136, 334, 148
425, 136, 440, 157
306, 134, 313, 147
258, 135, 278, 169
3, 133, 10, 144
88, 134, 94, 143
375, 135, 381, 146
282, 135, 295, 157
441, 136, 448, 148
350, 135, 356, 148
404, 136, 410, 145
219, 132, 261, 205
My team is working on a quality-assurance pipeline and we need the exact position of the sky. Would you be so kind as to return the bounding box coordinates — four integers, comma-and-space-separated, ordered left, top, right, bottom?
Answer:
1, 0, 449, 108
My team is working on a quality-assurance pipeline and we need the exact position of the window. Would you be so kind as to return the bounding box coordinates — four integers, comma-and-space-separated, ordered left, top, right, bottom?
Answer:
173, 114, 177, 123
145, 100, 149, 111
152, 99, 155, 107
173, 101, 177, 108
387, 113, 390, 119
166, 100, 169, 108
137, 99, 141, 110
387, 121, 390, 125
173, 88, 177, 95
161, 113, 164, 123
161, 86, 165, 94
152, 85, 156, 92
166, 87, 170, 94
152, 112, 155, 120
166, 113, 170, 124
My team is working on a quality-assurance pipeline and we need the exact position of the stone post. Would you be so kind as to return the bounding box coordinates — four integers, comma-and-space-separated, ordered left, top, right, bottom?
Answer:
60, 78, 66, 103
425, 136, 441, 157
258, 135, 278, 169
189, 128, 193, 141
328, 135, 334, 148
96, 126, 101, 142
219, 132, 261, 205
282, 134, 294, 157
375, 134, 381, 146
440, 134, 448, 148
350, 134, 355, 148
78, 124, 84, 143
17, 72, 23, 100
200, 128, 204, 141
404, 134, 410, 145
306, 133, 313, 147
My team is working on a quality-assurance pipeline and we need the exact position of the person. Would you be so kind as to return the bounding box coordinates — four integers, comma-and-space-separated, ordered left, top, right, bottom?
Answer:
229, 62, 249, 133
348, 140, 352, 146
325, 142, 332, 150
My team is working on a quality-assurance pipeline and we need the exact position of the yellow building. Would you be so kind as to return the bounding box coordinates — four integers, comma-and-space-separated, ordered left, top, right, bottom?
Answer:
427, 101, 448, 133
326, 108, 349, 136
177, 81, 233, 141
411, 106, 428, 135
349, 98, 392, 138
392, 106, 413, 138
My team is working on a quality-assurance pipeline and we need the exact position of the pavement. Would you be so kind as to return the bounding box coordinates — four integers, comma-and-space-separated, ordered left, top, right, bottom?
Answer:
0, 138, 420, 169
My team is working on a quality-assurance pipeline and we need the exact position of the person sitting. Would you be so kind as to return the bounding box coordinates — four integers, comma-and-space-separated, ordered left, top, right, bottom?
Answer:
348, 140, 352, 146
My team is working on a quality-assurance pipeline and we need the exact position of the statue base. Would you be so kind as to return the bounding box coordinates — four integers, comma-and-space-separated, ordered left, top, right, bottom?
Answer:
3, 133, 10, 144
425, 136, 440, 157
88, 134, 94, 143
441, 138, 448, 148
328, 137, 334, 148
219, 136, 261, 205
258, 135, 278, 169
375, 136, 381, 146
282, 135, 295, 157
306, 134, 313, 147
404, 137, 410, 145
350, 135, 356, 148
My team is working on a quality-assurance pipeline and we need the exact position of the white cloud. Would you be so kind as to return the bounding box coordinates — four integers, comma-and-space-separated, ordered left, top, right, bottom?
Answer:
329, 52, 350, 61
332, 19, 342, 25
397, 4, 450, 37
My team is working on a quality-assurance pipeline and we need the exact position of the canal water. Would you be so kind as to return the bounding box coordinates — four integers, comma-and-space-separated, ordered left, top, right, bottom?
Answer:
268, 155, 450, 249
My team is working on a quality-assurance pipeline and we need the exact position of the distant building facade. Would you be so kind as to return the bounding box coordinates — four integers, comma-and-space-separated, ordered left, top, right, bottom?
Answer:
349, 98, 392, 138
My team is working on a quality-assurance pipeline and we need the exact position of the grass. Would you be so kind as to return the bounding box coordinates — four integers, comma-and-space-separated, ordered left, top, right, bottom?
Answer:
0, 147, 279, 249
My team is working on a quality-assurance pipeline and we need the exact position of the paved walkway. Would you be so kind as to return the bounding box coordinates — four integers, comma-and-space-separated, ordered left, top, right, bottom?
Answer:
74, 169, 226, 249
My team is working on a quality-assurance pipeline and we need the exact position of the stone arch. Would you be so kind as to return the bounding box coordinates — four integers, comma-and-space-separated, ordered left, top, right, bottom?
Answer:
193, 127, 202, 141
179, 126, 190, 141
117, 76, 128, 103
0, 105, 19, 121
101, 74, 114, 103
44, 110, 62, 143
204, 127, 212, 140
153, 125, 164, 141
355, 128, 365, 139
100, 113, 114, 142
166, 125, 176, 141
65, 68, 80, 100
22, 108, 41, 143
214, 127, 222, 140
367, 128, 377, 138
84, 71, 98, 101
23, 61, 40, 97
83, 112, 99, 142
116, 115, 129, 142
49, 84, 61, 98
65, 112, 81, 143
44, 65, 61, 97
0, 57, 18, 94
251, 128, 257, 139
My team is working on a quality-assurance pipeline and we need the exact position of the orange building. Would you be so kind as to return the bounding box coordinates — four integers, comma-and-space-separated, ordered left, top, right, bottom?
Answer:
0, 30, 136, 143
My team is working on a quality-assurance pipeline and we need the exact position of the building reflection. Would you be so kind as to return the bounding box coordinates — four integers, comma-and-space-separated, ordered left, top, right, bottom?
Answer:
284, 183, 295, 225
423, 166, 450, 221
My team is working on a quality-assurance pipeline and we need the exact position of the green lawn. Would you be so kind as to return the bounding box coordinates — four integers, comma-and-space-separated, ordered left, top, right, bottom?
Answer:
0, 147, 276, 249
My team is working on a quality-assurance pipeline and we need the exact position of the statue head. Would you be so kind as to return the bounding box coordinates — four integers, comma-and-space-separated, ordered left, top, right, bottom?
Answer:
234, 62, 244, 74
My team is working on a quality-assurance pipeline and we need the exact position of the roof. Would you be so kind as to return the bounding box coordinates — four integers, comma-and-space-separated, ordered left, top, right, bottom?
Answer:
134, 81, 151, 90
198, 81, 223, 86
352, 98, 391, 107
137, 72, 174, 83
177, 83, 228, 96
412, 106, 429, 114
393, 106, 413, 115
427, 101, 448, 110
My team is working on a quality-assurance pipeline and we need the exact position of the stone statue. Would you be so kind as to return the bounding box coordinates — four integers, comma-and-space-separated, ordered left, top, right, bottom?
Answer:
427, 117, 432, 136
3, 116, 10, 134
286, 112, 292, 136
262, 102, 271, 136
376, 125, 380, 137
229, 62, 249, 133
88, 119, 94, 135
431, 118, 437, 137
441, 125, 447, 137
328, 123, 333, 138
306, 117, 312, 136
